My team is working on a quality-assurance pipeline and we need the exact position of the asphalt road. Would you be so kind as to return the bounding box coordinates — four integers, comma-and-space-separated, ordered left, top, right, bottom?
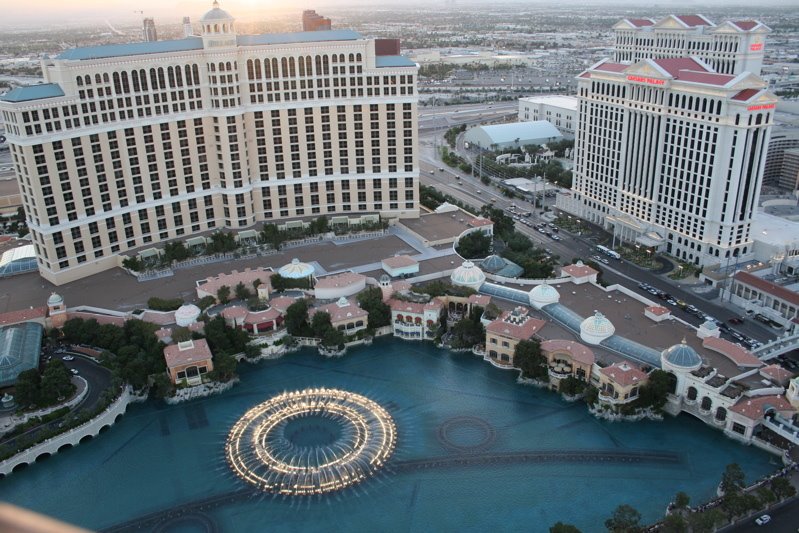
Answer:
721, 497, 799, 532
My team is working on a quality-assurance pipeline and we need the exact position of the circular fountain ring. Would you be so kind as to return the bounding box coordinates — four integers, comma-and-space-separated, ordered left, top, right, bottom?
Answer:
225, 388, 396, 495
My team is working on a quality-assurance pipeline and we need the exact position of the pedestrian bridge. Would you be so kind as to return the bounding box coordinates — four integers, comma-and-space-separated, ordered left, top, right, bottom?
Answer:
0, 387, 140, 477
753, 332, 799, 361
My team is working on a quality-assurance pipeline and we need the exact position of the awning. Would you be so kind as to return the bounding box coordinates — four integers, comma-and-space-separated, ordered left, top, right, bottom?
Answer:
636, 232, 666, 247
185, 236, 207, 247
237, 229, 258, 240
138, 248, 161, 259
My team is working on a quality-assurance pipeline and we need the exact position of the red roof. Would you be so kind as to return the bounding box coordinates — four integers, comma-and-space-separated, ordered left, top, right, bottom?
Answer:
541, 339, 595, 366
732, 20, 759, 31
732, 88, 761, 102
0, 306, 47, 326
599, 362, 648, 387
163, 339, 213, 369
140, 310, 177, 326
468, 217, 493, 228
645, 305, 670, 316
313, 299, 368, 324
468, 294, 492, 306
221, 306, 249, 320
561, 263, 598, 279
388, 299, 426, 315
578, 72, 591, 79
651, 58, 735, 86
674, 14, 712, 27
66, 310, 126, 327
702, 336, 762, 368
759, 365, 794, 385
733, 271, 799, 306
627, 18, 654, 28
243, 307, 282, 325
314, 271, 366, 289
594, 62, 628, 73
730, 395, 795, 421
486, 310, 546, 341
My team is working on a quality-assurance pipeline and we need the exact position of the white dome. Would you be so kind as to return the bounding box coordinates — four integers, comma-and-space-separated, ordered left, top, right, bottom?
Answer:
279, 258, 315, 279
450, 260, 486, 289
47, 292, 63, 306
580, 311, 615, 345
529, 283, 559, 308
200, 1, 233, 22
175, 304, 201, 327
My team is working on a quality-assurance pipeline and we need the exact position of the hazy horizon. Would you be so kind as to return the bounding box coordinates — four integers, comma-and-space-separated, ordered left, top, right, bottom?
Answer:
3, 0, 798, 27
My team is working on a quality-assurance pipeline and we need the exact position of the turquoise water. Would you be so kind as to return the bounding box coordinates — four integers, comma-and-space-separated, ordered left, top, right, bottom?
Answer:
0, 339, 778, 532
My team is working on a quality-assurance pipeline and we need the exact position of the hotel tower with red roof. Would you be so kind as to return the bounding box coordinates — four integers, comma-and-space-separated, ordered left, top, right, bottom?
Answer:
560, 14, 777, 267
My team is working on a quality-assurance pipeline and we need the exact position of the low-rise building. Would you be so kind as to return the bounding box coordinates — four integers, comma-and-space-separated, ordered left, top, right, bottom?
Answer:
163, 339, 214, 386
541, 339, 594, 388
485, 307, 546, 366
726, 270, 799, 328
388, 298, 445, 340
0, 322, 44, 388
196, 267, 273, 302
381, 255, 419, 278
313, 272, 367, 300
221, 305, 284, 335
313, 297, 369, 334
597, 362, 648, 406
518, 95, 578, 138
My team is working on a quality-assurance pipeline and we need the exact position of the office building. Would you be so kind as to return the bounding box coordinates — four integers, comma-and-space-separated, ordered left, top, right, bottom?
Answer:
518, 95, 578, 138
302, 10, 332, 32
0, 1, 419, 285
613, 15, 769, 76
763, 127, 799, 189
142, 18, 158, 42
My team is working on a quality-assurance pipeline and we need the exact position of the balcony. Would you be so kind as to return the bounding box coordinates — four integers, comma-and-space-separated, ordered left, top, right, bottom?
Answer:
598, 391, 634, 405
548, 363, 573, 380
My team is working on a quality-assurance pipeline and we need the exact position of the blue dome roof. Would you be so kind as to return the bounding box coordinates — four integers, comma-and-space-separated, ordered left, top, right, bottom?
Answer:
662, 340, 702, 368
480, 254, 506, 272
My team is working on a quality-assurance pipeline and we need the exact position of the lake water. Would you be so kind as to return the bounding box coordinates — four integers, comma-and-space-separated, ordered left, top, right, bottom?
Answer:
0, 338, 778, 532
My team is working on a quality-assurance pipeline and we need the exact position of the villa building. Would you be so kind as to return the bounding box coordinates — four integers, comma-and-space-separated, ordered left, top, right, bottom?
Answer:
485, 307, 546, 366
221, 305, 283, 334
312, 297, 369, 334
0, 1, 419, 285
163, 339, 214, 386
196, 267, 273, 302
388, 298, 445, 340
597, 362, 649, 406
541, 339, 595, 389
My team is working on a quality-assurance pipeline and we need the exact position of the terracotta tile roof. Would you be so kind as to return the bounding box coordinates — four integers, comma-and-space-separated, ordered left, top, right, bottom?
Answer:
730, 395, 795, 421
243, 307, 282, 325
599, 362, 648, 387
197, 267, 273, 297
0, 306, 47, 326
163, 338, 213, 369
424, 297, 446, 311
732, 20, 759, 31
645, 305, 670, 316
702, 336, 763, 368
221, 306, 249, 320
314, 271, 366, 289
561, 263, 598, 278
578, 72, 591, 79
486, 310, 546, 341
651, 58, 735, 86
388, 299, 426, 315
541, 339, 595, 366
382, 255, 418, 269
468, 217, 493, 228
731, 88, 761, 102
733, 271, 799, 306
66, 310, 126, 327
140, 310, 177, 326
155, 327, 172, 341
759, 364, 794, 385
314, 299, 368, 324
468, 294, 492, 306
268, 296, 298, 312
674, 14, 713, 27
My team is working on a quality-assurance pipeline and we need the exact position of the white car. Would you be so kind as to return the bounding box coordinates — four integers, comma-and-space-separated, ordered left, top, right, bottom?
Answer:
754, 514, 770, 526
62, 355, 74, 361
70, 368, 79, 375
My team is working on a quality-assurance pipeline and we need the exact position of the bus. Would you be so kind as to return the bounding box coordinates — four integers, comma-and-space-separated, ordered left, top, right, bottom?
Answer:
596, 245, 621, 260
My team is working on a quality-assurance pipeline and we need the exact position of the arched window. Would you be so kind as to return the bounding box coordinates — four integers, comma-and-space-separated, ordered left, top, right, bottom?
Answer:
349, 53, 355, 62
76, 76, 83, 87
264, 58, 271, 78
289, 57, 295, 77
687, 386, 698, 401
247, 59, 255, 80
271, 58, 278, 78
281, 57, 288, 77
305, 56, 313, 75
95, 74, 102, 84
254, 59, 261, 79
715, 407, 727, 422
103, 73, 109, 83
214, 24, 219, 32
298, 57, 305, 76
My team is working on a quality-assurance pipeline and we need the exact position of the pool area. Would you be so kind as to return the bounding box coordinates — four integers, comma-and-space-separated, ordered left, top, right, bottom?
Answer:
0, 338, 779, 532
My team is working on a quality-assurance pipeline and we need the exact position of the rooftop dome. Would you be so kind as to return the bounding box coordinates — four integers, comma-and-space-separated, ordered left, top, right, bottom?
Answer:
200, 0, 234, 22
450, 260, 486, 289
662, 339, 702, 369
529, 283, 560, 308
47, 292, 63, 306
175, 303, 201, 327
480, 254, 506, 273
279, 258, 315, 279
579, 311, 615, 345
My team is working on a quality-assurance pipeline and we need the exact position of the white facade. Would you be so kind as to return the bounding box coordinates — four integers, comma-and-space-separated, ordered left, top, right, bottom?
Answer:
0, 3, 419, 285
613, 15, 769, 76
518, 95, 578, 138
565, 56, 777, 266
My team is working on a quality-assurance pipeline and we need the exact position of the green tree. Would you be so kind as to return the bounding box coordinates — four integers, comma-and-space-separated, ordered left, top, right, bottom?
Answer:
212, 352, 238, 382
217, 285, 231, 304
121, 256, 142, 272
311, 311, 333, 338
147, 297, 184, 311
243, 344, 261, 359
197, 295, 217, 311
40, 360, 75, 404
559, 376, 587, 396
770, 476, 796, 500
660, 514, 686, 533
550, 523, 581, 533
513, 339, 547, 381
14, 369, 41, 408
172, 327, 192, 343
285, 299, 311, 337
151, 373, 173, 399
356, 287, 391, 330
673, 491, 690, 510
321, 326, 345, 349
688, 509, 723, 533
234, 282, 252, 301
720, 463, 745, 495
163, 241, 190, 262
756, 486, 776, 506
604, 504, 641, 533
456, 231, 492, 259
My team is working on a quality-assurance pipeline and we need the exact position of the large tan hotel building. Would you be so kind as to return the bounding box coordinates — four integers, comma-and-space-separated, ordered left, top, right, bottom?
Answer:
0, 2, 419, 285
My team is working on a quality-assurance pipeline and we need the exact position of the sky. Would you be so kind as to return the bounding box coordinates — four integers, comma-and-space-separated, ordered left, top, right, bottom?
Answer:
4, 0, 798, 27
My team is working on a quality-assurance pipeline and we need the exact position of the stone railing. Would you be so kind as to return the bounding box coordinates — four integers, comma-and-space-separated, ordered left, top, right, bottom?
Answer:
1, 377, 89, 435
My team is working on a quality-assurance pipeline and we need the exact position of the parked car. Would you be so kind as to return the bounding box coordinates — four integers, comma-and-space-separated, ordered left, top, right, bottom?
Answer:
666, 299, 677, 306
70, 368, 79, 375
62, 355, 74, 361
754, 514, 770, 526
728, 317, 744, 325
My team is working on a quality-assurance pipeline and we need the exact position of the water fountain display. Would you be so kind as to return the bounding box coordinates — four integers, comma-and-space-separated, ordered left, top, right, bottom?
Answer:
225, 388, 396, 495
